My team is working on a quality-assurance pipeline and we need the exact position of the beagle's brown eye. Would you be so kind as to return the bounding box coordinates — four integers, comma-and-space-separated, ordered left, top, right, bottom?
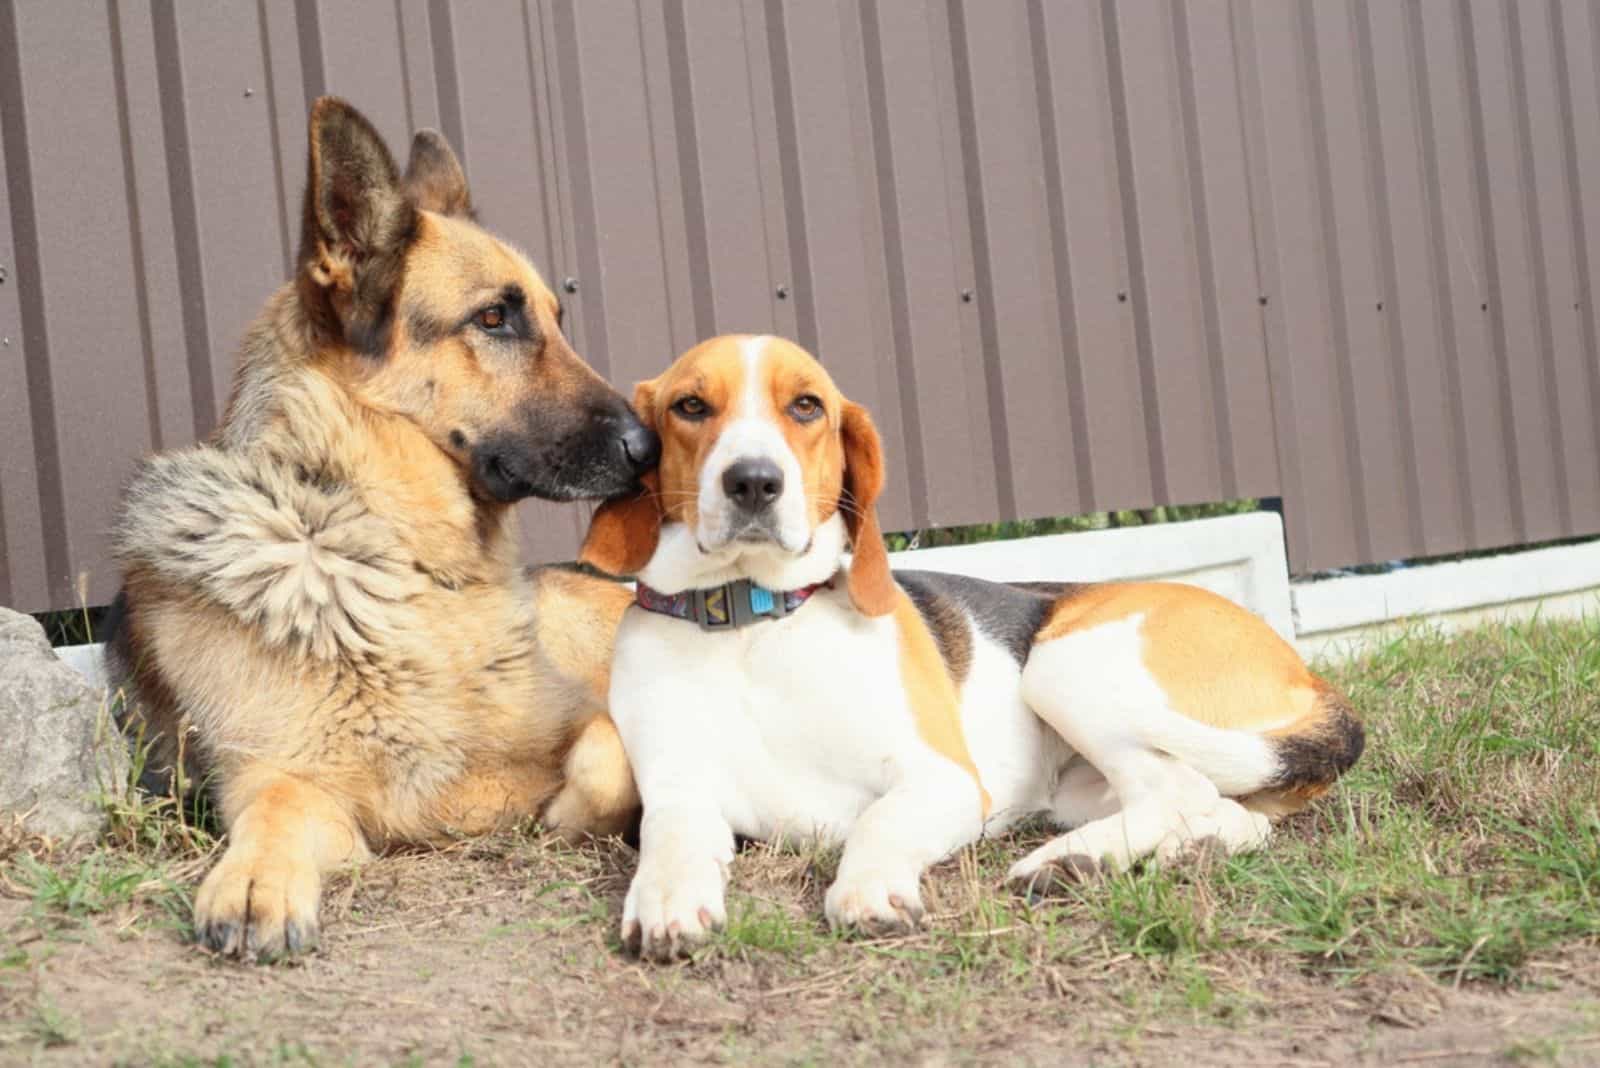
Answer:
671, 395, 709, 420
475, 304, 508, 333
788, 394, 823, 422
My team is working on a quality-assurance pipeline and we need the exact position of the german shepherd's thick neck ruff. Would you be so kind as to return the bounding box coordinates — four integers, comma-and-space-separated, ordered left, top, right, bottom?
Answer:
110, 99, 648, 961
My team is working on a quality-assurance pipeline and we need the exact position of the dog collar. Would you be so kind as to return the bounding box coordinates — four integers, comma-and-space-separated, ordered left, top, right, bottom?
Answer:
635, 577, 831, 631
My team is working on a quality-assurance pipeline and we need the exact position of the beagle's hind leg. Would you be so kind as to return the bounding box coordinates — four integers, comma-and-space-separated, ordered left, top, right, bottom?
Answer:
1012, 753, 1270, 890
194, 769, 369, 962
1008, 615, 1276, 890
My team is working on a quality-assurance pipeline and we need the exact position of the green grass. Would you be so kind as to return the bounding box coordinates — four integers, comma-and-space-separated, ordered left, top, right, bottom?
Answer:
712, 894, 834, 958
26, 1000, 80, 1048
994, 615, 1600, 989
11, 850, 192, 939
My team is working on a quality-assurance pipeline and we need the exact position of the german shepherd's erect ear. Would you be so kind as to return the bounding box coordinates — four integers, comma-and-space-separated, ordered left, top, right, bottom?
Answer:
298, 96, 418, 355
403, 130, 473, 219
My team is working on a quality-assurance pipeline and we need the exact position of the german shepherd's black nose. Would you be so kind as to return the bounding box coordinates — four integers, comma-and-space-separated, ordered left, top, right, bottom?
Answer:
620, 418, 659, 472
722, 458, 784, 512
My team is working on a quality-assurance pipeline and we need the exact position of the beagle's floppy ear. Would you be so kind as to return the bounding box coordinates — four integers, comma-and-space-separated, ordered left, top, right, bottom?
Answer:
840, 401, 897, 617
580, 382, 661, 577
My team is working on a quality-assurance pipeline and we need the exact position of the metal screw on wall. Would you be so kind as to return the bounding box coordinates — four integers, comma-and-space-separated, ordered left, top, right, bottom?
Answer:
0, 266, 8, 284
960, 288, 974, 303
243, 87, 254, 98
562, 277, 579, 294
775, 284, 789, 300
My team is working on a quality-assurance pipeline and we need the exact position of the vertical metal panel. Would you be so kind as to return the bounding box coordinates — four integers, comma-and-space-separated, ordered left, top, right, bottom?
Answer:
395, 3, 442, 135
1414, 0, 1517, 552
765, 0, 913, 524
1238, 0, 1364, 569
948, 0, 1077, 524
1466, 0, 1565, 545
259, 0, 308, 279
923, 0, 997, 530
7, 0, 1600, 610
166, 6, 288, 426
1364, 1, 1465, 558
1030, 0, 1151, 513
1558, 0, 1600, 536
552, 0, 679, 379
1308, 0, 1410, 563
0, 3, 44, 610
1521, 0, 1600, 534
672, 2, 781, 333
1110, 0, 1225, 508
1179, 0, 1278, 501
307, 1, 411, 151
113, 2, 202, 453
3, 0, 156, 608
861, 0, 999, 529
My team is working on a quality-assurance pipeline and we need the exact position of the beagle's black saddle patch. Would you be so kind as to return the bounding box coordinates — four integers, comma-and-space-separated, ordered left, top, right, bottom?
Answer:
894, 570, 1079, 672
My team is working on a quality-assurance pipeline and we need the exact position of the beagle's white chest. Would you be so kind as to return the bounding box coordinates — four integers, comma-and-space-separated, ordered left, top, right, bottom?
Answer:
608, 587, 926, 843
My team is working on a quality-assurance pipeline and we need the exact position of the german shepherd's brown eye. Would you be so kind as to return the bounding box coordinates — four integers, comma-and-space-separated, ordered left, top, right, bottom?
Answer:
788, 394, 823, 423
671, 395, 709, 420
475, 304, 509, 334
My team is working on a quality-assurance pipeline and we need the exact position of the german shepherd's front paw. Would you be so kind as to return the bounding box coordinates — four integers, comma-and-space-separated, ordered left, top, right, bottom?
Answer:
193, 845, 321, 963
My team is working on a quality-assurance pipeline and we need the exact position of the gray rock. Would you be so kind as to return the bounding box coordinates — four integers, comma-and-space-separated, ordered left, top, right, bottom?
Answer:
0, 607, 129, 838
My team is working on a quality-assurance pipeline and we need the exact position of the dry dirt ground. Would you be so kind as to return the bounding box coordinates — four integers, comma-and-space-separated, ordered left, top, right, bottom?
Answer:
3, 619, 1599, 1066
0, 833, 1596, 1067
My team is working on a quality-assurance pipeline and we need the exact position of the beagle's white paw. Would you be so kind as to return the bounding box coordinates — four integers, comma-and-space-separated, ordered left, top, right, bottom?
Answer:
622, 853, 728, 962
825, 868, 925, 936
1151, 798, 1272, 864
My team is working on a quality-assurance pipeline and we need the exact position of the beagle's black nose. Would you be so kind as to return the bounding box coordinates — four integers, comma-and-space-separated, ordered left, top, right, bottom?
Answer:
722, 458, 784, 512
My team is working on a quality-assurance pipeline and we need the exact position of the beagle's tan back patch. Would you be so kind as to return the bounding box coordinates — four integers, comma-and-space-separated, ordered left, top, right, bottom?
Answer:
893, 591, 991, 816
1036, 582, 1320, 734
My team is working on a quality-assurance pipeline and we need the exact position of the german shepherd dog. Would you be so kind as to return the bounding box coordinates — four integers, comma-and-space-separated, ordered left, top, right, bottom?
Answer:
110, 98, 649, 961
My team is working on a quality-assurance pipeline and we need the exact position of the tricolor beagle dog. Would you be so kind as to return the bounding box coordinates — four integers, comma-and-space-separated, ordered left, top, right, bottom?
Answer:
582, 335, 1363, 961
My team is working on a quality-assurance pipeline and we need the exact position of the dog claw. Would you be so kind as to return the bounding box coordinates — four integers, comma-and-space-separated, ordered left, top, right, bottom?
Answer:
284, 919, 320, 956
1175, 834, 1226, 867
199, 921, 239, 956
1022, 853, 1108, 904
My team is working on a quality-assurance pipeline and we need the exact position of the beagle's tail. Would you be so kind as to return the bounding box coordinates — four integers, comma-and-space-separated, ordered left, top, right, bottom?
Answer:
1244, 682, 1365, 817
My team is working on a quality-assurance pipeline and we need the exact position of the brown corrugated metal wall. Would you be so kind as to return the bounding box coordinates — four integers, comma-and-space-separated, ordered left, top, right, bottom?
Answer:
2, 0, 1598, 612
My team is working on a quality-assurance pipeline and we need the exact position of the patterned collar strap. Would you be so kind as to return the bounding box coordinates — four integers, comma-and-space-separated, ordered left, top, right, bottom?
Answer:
635, 577, 832, 631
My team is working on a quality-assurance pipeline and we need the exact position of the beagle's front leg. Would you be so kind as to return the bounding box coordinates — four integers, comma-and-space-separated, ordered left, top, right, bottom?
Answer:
610, 634, 737, 962
623, 794, 735, 961
825, 764, 984, 935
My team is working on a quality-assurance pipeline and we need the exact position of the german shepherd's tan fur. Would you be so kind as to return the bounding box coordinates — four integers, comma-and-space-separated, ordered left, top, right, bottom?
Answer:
110, 99, 647, 961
